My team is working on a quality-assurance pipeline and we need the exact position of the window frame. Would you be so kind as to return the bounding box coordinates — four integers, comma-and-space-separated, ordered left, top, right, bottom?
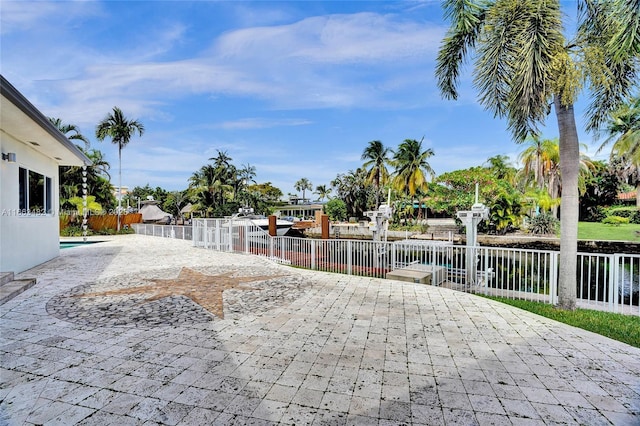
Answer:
18, 166, 54, 216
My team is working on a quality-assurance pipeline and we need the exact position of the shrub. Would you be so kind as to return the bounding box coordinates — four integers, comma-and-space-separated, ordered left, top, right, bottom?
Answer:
602, 216, 630, 225
582, 205, 606, 222
526, 212, 559, 235
604, 206, 637, 219
60, 226, 93, 237
324, 199, 347, 221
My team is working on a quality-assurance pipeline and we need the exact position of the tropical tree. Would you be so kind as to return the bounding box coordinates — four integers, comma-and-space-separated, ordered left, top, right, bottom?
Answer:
95, 107, 145, 230
49, 117, 90, 150
436, 0, 639, 310
600, 94, 640, 206
361, 140, 391, 208
518, 137, 595, 216
315, 184, 331, 202
59, 165, 115, 212
246, 182, 283, 215
518, 137, 562, 216
391, 138, 435, 198
324, 198, 347, 221
57, 141, 114, 213
86, 149, 111, 180
518, 136, 559, 191
331, 169, 373, 218
485, 155, 517, 183
187, 163, 235, 217
68, 195, 102, 215
238, 163, 257, 186
294, 178, 313, 202
579, 160, 622, 221
163, 190, 188, 221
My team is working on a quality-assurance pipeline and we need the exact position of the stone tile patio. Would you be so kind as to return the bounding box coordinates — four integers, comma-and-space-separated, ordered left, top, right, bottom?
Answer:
1, 235, 638, 425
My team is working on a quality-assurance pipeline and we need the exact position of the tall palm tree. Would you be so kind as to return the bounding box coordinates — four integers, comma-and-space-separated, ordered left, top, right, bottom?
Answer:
391, 138, 435, 198
436, 0, 639, 310
361, 140, 391, 209
294, 178, 313, 202
49, 117, 90, 150
95, 107, 145, 230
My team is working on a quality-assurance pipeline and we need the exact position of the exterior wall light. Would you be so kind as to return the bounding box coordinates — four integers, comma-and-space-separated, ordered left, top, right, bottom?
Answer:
2, 152, 17, 162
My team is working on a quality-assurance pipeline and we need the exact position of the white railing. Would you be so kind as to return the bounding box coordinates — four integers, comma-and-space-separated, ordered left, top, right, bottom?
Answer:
132, 224, 193, 241
137, 219, 639, 315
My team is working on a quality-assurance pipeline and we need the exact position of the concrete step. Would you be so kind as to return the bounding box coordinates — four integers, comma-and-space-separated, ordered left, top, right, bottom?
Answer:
0, 277, 37, 305
1, 272, 15, 286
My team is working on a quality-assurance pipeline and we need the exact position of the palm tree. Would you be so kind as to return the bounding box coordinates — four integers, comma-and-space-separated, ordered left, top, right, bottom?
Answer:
86, 149, 111, 180
391, 138, 435, 198
361, 140, 391, 209
600, 95, 640, 207
518, 136, 558, 191
95, 107, 145, 230
238, 163, 257, 185
235, 163, 257, 204
330, 169, 372, 218
436, 0, 639, 310
49, 117, 90, 150
210, 150, 232, 172
485, 155, 517, 184
294, 178, 313, 202
315, 184, 331, 202
519, 138, 595, 217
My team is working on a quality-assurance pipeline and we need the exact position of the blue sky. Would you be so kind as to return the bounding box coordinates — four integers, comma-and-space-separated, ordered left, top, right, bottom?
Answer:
1, 0, 601, 196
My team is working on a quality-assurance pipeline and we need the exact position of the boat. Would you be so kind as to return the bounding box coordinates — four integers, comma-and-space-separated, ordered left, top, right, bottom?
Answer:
231, 211, 294, 236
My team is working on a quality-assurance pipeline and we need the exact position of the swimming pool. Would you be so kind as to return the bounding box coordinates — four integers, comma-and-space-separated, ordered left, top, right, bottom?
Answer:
60, 241, 103, 249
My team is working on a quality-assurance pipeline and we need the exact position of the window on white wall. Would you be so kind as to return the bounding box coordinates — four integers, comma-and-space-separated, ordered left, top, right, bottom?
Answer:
18, 167, 53, 215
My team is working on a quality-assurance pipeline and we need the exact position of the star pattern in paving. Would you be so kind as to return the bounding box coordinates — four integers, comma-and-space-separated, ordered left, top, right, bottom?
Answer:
73, 268, 286, 318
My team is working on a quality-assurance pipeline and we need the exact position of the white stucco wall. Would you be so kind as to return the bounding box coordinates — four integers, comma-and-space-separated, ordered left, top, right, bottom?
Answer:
1, 133, 60, 273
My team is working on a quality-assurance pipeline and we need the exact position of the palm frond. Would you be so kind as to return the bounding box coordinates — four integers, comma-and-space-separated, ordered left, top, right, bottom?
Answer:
436, 0, 489, 100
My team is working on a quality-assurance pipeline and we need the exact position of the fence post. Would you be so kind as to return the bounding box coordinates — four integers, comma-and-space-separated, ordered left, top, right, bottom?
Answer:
269, 236, 274, 260
550, 252, 559, 305
311, 240, 316, 271
483, 247, 490, 295
347, 240, 352, 275
611, 254, 620, 313
206, 220, 210, 249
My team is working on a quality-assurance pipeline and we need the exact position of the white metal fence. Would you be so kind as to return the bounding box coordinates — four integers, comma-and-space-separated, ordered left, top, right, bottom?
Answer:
133, 223, 193, 241
135, 220, 639, 315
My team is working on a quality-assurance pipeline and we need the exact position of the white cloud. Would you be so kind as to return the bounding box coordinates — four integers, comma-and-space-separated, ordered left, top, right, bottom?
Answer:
215, 117, 313, 130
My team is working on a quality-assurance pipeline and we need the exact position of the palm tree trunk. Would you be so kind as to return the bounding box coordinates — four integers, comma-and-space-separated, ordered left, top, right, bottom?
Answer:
555, 95, 579, 310
117, 145, 122, 232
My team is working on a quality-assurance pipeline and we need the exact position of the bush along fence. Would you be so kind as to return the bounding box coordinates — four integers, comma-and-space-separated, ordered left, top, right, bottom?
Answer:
133, 220, 639, 316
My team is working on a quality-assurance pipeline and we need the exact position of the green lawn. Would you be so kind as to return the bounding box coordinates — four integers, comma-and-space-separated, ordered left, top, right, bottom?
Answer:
578, 221, 640, 242
483, 297, 640, 348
